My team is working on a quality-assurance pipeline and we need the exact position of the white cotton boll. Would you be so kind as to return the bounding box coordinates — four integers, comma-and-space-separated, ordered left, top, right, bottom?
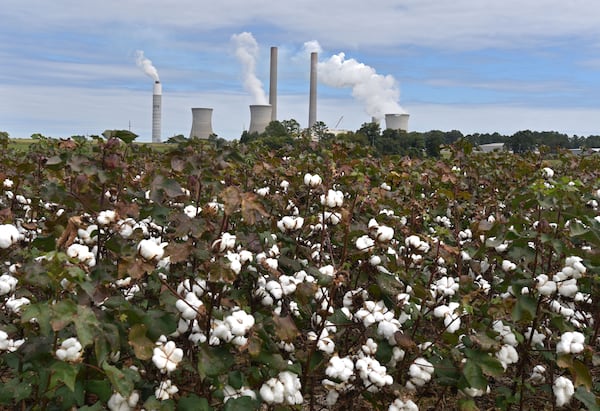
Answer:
325, 355, 355, 382
380, 182, 392, 191
542, 167, 555, 179
536, 274, 557, 296
97, 210, 117, 226
319, 265, 335, 277
557, 278, 578, 298
256, 186, 270, 197
155, 379, 179, 401
463, 386, 490, 397
56, 337, 83, 362
553, 376, 574, 407
432, 276, 460, 297
6, 296, 30, 314
556, 331, 585, 355
212, 232, 236, 252
356, 235, 375, 252
277, 216, 304, 232
138, 238, 167, 261
152, 338, 184, 373
183, 205, 199, 218
321, 189, 344, 208
496, 344, 519, 370
529, 365, 546, 384
3, 179, 13, 188
501, 260, 516, 272
0, 224, 22, 248
0, 273, 18, 296
280, 180, 290, 191
226, 310, 255, 336
304, 173, 322, 188
322, 211, 341, 225
266, 280, 284, 300
370, 255, 382, 266
388, 398, 418, 411
376, 225, 394, 242
108, 391, 140, 411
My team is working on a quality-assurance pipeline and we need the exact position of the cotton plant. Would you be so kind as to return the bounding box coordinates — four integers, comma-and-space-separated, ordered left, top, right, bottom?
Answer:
55, 337, 83, 362
155, 379, 179, 401
406, 357, 434, 390
355, 354, 394, 392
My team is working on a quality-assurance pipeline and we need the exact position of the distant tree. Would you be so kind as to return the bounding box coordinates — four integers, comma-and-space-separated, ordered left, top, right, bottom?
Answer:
506, 130, 537, 153
308, 121, 332, 141
444, 130, 464, 144
281, 119, 301, 138
240, 130, 259, 144
166, 134, 187, 144
424, 130, 445, 157
357, 122, 381, 146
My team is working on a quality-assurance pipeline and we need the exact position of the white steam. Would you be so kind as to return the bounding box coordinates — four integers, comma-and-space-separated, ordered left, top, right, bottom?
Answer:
318, 52, 405, 120
302, 40, 323, 56
135, 50, 160, 82
231, 32, 268, 105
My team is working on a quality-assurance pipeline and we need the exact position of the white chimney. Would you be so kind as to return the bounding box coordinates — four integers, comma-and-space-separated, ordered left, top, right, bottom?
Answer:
189, 108, 214, 139
308, 52, 318, 129
248, 104, 272, 134
269, 46, 278, 122
152, 81, 162, 143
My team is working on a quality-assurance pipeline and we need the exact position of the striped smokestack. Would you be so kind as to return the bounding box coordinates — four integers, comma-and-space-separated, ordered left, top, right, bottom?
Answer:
308, 52, 318, 129
152, 81, 162, 143
269, 46, 278, 122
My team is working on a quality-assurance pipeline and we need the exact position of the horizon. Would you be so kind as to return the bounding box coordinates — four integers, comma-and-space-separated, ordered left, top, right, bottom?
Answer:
1, 1, 599, 141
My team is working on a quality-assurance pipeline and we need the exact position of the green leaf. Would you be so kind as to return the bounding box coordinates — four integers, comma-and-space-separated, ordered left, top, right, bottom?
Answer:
462, 359, 487, 390
0, 377, 32, 403
572, 359, 593, 391
228, 370, 244, 390
102, 363, 134, 397
31, 235, 57, 251
143, 310, 177, 341
78, 404, 104, 411
223, 396, 260, 411
574, 386, 600, 411
21, 303, 52, 336
464, 348, 504, 377
85, 379, 113, 403
50, 361, 80, 391
458, 398, 479, 411
50, 299, 77, 332
197, 345, 235, 379
177, 395, 213, 411
128, 323, 154, 360
511, 294, 537, 322
74, 305, 101, 347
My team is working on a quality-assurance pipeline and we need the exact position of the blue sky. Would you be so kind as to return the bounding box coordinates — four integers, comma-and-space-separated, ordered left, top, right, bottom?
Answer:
1, 0, 599, 141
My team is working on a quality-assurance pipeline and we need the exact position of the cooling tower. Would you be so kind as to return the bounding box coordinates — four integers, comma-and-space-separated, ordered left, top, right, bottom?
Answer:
269, 46, 278, 122
152, 81, 162, 143
189, 108, 214, 139
385, 113, 409, 132
308, 52, 318, 129
248, 104, 272, 134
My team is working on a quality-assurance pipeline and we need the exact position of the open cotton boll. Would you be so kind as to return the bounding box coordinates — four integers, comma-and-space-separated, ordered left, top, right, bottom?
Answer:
66, 243, 96, 267
501, 260, 516, 272
107, 391, 139, 411
0, 224, 22, 248
556, 331, 585, 355
56, 337, 83, 362
138, 237, 168, 261
0, 273, 18, 296
304, 173, 322, 188
155, 379, 179, 401
388, 398, 418, 411
325, 355, 355, 382
97, 210, 117, 226
212, 232, 236, 252
183, 204, 199, 218
529, 365, 546, 384
496, 344, 519, 370
356, 235, 375, 252
553, 376, 574, 407
376, 225, 394, 242
255, 186, 270, 197
321, 189, 344, 208
536, 274, 557, 296
225, 310, 255, 336
277, 216, 304, 232
542, 167, 555, 179
152, 337, 184, 373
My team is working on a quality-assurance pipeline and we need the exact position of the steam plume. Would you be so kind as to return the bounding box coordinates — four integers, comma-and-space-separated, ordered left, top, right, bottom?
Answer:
231, 32, 268, 105
135, 50, 160, 82
318, 52, 405, 120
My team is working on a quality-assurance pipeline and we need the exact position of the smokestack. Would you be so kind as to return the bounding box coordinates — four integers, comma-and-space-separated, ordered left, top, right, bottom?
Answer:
152, 81, 162, 143
385, 113, 409, 132
269, 46, 278, 122
248, 104, 272, 134
189, 108, 214, 139
308, 52, 318, 129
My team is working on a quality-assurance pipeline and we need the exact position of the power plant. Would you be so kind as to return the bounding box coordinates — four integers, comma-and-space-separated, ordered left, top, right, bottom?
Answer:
189, 108, 214, 139
152, 81, 162, 143
248, 104, 272, 134
385, 113, 410, 132
135, 39, 408, 141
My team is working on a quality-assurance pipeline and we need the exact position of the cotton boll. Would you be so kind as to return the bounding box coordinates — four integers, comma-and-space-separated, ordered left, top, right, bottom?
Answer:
542, 167, 555, 179
556, 331, 585, 355
496, 344, 519, 370
529, 365, 546, 384
155, 379, 179, 401
536, 274, 557, 296
212, 232, 236, 252
356, 235, 375, 252
0, 224, 22, 248
97, 210, 117, 226
553, 376, 574, 407
183, 205, 199, 218
321, 189, 344, 208
501, 260, 516, 272
55, 337, 83, 362
556, 278, 578, 298
304, 173, 322, 188
376, 225, 394, 242
138, 237, 167, 261
0, 273, 18, 296
388, 398, 418, 411
256, 187, 270, 197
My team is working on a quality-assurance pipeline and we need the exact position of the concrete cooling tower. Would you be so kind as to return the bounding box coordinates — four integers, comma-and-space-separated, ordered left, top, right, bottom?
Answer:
248, 104, 272, 134
189, 108, 214, 139
385, 113, 409, 132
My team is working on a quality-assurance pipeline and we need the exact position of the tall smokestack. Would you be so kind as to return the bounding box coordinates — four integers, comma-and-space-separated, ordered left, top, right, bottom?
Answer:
269, 46, 278, 122
385, 113, 409, 132
308, 52, 318, 129
190, 108, 214, 139
152, 81, 162, 143
248, 104, 272, 134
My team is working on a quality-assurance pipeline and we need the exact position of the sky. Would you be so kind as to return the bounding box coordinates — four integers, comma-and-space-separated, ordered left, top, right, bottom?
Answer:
1, 0, 599, 141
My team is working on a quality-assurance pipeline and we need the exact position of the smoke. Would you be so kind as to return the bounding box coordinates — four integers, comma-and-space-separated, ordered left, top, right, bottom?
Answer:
318, 52, 405, 120
231, 32, 268, 105
302, 40, 323, 56
135, 50, 160, 82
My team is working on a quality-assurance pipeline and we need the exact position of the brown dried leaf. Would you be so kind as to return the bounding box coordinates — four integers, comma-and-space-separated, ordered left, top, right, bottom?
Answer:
273, 314, 300, 343
220, 186, 241, 216
241, 192, 269, 225
57, 216, 83, 249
